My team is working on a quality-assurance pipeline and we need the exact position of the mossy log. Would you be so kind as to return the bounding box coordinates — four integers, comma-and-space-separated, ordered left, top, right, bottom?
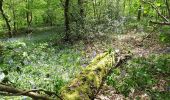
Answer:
60, 52, 115, 100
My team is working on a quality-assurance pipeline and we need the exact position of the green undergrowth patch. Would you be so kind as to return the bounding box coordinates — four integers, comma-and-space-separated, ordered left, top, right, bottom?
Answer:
107, 54, 170, 99
159, 26, 170, 44
0, 32, 87, 99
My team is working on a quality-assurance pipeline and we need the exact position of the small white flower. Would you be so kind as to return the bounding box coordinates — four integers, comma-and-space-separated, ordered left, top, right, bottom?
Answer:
115, 49, 120, 53
0, 72, 5, 82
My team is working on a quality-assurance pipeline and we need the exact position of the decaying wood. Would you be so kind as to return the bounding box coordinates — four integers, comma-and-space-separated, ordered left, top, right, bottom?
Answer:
60, 52, 132, 100
60, 52, 115, 100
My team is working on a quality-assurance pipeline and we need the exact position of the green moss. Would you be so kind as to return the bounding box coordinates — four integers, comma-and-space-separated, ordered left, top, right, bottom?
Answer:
60, 52, 115, 100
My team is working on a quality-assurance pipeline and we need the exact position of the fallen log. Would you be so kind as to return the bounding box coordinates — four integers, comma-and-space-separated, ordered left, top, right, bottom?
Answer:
60, 52, 115, 100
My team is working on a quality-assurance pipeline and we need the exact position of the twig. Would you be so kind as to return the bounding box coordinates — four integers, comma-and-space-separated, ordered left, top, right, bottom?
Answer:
139, 25, 159, 44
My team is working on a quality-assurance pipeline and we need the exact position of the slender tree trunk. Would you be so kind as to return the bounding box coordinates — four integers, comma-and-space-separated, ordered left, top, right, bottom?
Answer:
46, 0, 53, 26
64, 0, 70, 41
78, 0, 84, 29
0, 0, 12, 38
13, 10, 16, 32
123, 0, 126, 15
10, 0, 16, 35
165, 0, 170, 18
92, 0, 96, 19
137, 5, 142, 21
26, 0, 33, 34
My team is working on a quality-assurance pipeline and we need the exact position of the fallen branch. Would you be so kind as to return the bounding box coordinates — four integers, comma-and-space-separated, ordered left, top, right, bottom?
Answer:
0, 84, 61, 100
150, 20, 170, 25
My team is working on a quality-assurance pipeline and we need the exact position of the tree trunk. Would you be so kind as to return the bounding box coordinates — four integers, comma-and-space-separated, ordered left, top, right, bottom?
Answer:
78, 0, 84, 29
64, 0, 70, 41
46, 0, 53, 26
10, 0, 17, 35
137, 5, 142, 21
26, 0, 33, 34
0, 0, 12, 38
92, 0, 96, 19
60, 52, 115, 100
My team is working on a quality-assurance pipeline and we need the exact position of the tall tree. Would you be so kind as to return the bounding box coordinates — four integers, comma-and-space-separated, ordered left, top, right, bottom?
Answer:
78, 0, 85, 28
0, 0, 12, 37
64, 0, 70, 41
26, 0, 33, 33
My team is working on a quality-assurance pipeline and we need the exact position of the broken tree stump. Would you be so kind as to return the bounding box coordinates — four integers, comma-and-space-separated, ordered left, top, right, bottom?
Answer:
60, 52, 115, 100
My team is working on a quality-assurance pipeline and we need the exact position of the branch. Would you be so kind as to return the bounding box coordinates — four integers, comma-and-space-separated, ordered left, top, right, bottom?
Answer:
0, 84, 62, 100
17, 89, 62, 100
142, 0, 169, 22
150, 20, 170, 25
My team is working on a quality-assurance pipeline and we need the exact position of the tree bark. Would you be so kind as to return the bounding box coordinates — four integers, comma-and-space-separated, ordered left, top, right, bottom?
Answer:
64, 0, 70, 41
0, 0, 12, 38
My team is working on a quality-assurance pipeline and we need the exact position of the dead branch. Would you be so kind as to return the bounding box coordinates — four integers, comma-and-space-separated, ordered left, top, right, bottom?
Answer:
150, 20, 170, 25
0, 84, 62, 100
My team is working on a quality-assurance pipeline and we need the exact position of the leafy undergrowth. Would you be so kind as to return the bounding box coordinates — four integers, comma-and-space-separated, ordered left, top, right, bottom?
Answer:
84, 30, 170, 99
0, 31, 87, 99
103, 54, 170, 99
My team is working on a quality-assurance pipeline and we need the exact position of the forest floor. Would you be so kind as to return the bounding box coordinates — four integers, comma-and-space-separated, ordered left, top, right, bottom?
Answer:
0, 27, 169, 99
84, 30, 169, 100
82, 29, 169, 62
